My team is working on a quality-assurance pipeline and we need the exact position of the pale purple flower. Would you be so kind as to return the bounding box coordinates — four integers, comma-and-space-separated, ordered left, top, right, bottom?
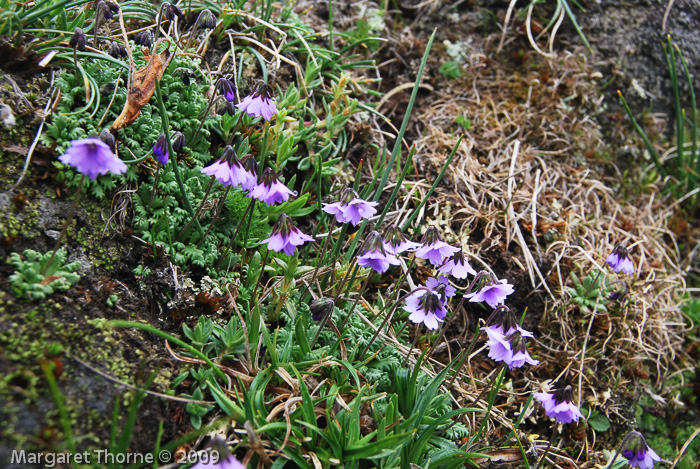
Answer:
240, 155, 258, 191
248, 167, 294, 205
438, 246, 477, 279
357, 231, 400, 273
237, 84, 278, 121
405, 289, 448, 330
606, 244, 635, 275
153, 133, 169, 165
534, 386, 584, 424
202, 148, 251, 189
323, 188, 378, 226
58, 137, 127, 180
261, 214, 314, 256
414, 226, 460, 266
383, 226, 421, 254
466, 278, 514, 308
485, 329, 538, 369
426, 276, 456, 302
190, 454, 246, 469
623, 432, 661, 469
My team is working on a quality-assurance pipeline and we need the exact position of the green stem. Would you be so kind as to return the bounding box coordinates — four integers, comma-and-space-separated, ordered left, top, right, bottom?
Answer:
177, 177, 216, 240
41, 360, 76, 454
154, 79, 204, 236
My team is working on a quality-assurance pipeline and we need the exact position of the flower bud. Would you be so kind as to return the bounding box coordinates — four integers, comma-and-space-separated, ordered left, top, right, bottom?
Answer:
162, 2, 184, 21
109, 41, 127, 58
180, 69, 195, 86
69, 27, 87, 51
98, 129, 116, 152
153, 133, 169, 165
98, 1, 113, 20
220, 145, 236, 163
172, 131, 185, 153
133, 30, 153, 48
199, 9, 217, 29
217, 101, 237, 116
216, 77, 236, 102
309, 297, 334, 321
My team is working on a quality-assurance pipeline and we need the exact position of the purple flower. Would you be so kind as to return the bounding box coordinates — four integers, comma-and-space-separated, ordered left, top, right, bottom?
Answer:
414, 227, 460, 266
623, 432, 661, 469
357, 231, 400, 273
237, 84, 278, 121
405, 289, 448, 330
534, 386, 584, 424
240, 155, 258, 191
190, 454, 246, 469
383, 226, 421, 254
322, 188, 378, 226
201, 147, 251, 188
466, 277, 514, 308
426, 276, 456, 301
485, 329, 539, 369
216, 78, 237, 102
438, 246, 477, 279
261, 214, 314, 256
153, 133, 169, 165
606, 244, 635, 275
248, 167, 294, 205
58, 138, 127, 180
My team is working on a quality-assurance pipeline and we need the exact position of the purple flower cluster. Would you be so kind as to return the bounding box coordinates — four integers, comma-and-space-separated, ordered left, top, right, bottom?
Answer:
485, 328, 539, 369
201, 147, 255, 189
534, 386, 584, 424
357, 232, 400, 274
405, 289, 448, 330
466, 276, 514, 308
414, 227, 460, 266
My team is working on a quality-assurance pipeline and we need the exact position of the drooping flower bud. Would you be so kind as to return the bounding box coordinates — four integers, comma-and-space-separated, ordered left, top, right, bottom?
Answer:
309, 297, 334, 322
172, 132, 185, 153
216, 77, 236, 102
180, 69, 196, 86
133, 30, 153, 48
218, 101, 237, 116
198, 9, 217, 29
98, 1, 113, 20
69, 28, 87, 51
162, 2, 184, 21
109, 41, 127, 58
98, 129, 116, 152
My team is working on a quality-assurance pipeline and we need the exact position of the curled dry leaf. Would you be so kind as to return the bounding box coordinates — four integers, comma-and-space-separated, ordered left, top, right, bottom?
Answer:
111, 40, 171, 130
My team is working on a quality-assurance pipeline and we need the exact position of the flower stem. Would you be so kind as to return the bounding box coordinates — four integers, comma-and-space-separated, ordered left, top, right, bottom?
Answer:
401, 324, 423, 367
177, 176, 215, 241
337, 272, 374, 332
43, 174, 85, 275
154, 79, 203, 237
147, 165, 161, 212
196, 186, 230, 248
310, 258, 358, 349
300, 219, 335, 303
446, 323, 483, 389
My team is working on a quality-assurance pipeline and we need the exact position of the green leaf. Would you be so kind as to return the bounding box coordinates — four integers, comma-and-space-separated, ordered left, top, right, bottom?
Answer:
588, 412, 610, 432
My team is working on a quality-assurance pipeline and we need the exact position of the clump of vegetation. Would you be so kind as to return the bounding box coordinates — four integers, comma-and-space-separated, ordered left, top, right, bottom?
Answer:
9, 249, 80, 301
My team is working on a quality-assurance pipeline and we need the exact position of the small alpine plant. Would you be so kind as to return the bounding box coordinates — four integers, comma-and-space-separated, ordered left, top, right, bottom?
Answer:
322, 187, 378, 226
606, 244, 635, 275
59, 137, 127, 180
405, 288, 448, 330
237, 83, 278, 121
438, 245, 477, 279
621, 432, 661, 469
414, 226, 460, 266
261, 214, 314, 256
248, 167, 294, 205
534, 385, 584, 424
466, 274, 515, 308
356, 231, 400, 274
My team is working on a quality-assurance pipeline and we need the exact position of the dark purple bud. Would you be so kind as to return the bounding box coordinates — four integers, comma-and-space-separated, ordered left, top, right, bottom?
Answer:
105, 1, 120, 13
162, 2, 184, 21
98, 129, 116, 152
98, 1, 113, 20
421, 226, 442, 246
69, 27, 87, 51
109, 41, 127, 58
241, 154, 258, 180
309, 297, 334, 321
198, 9, 217, 29
217, 101, 237, 116
216, 78, 236, 102
153, 133, 169, 165
220, 145, 236, 163
180, 69, 196, 86
133, 30, 153, 48
172, 131, 185, 153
